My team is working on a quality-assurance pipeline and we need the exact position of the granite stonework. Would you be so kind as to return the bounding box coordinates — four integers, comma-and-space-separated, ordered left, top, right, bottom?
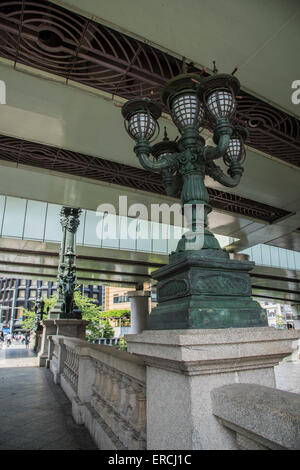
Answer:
126, 327, 300, 450
147, 251, 268, 330
211, 384, 300, 450
38, 319, 88, 367
45, 323, 300, 450
127, 290, 150, 334
48, 336, 147, 450
54, 319, 88, 339
38, 319, 57, 367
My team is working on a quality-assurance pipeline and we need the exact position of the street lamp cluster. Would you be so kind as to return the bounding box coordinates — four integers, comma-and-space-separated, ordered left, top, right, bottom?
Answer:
122, 72, 247, 172
122, 72, 249, 254
121, 71, 267, 330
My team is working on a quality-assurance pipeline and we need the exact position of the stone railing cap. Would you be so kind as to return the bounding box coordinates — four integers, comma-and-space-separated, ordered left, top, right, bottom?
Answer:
211, 383, 300, 450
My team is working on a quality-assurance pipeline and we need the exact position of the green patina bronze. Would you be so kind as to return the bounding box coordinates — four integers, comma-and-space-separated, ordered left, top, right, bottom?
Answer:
122, 72, 268, 330
50, 206, 82, 320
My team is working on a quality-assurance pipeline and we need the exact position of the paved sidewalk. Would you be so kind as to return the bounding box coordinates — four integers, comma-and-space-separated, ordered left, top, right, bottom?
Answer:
274, 361, 300, 394
0, 345, 97, 450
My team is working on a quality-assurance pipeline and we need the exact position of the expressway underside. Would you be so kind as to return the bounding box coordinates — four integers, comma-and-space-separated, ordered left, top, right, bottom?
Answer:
0, 238, 299, 305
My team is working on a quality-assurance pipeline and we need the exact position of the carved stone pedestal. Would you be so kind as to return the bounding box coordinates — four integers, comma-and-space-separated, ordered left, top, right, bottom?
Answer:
126, 327, 300, 450
148, 250, 268, 330
33, 326, 43, 353
39, 319, 88, 367
38, 319, 57, 367
48, 300, 62, 320
54, 319, 89, 340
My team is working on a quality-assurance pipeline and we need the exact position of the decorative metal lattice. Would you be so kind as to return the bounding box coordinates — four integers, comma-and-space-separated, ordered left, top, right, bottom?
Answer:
0, 134, 291, 223
0, 0, 298, 167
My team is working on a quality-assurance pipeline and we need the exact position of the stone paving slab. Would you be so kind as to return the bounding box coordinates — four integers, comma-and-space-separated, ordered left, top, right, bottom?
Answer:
274, 361, 300, 394
0, 345, 97, 450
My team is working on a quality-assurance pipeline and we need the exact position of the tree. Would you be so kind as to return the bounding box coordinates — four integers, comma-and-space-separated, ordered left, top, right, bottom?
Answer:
101, 319, 115, 339
73, 290, 104, 342
21, 294, 57, 331
20, 289, 129, 343
21, 308, 35, 331
43, 295, 57, 315
116, 336, 127, 351
99, 309, 130, 327
275, 313, 285, 329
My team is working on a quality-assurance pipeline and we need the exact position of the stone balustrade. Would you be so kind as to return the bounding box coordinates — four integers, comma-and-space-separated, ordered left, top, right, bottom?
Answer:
48, 335, 146, 450
47, 327, 300, 450
63, 344, 80, 391
211, 383, 300, 450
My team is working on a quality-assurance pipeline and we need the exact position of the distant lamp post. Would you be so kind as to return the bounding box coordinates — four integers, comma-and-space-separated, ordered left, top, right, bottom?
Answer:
61, 248, 82, 319
122, 70, 268, 330
50, 206, 82, 319
33, 287, 44, 352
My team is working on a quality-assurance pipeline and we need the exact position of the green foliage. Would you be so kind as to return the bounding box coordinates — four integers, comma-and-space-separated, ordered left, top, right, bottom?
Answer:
21, 308, 35, 331
43, 295, 57, 317
73, 290, 104, 342
99, 309, 130, 319
20, 288, 130, 342
101, 319, 115, 339
116, 336, 127, 351
21, 294, 58, 331
275, 314, 285, 329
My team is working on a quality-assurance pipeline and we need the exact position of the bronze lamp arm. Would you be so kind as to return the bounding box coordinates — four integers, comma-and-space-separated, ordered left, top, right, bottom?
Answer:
206, 161, 243, 188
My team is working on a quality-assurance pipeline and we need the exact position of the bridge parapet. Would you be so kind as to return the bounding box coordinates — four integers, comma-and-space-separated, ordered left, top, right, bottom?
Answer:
211, 383, 300, 450
47, 327, 300, 450
48, 335, 146, 450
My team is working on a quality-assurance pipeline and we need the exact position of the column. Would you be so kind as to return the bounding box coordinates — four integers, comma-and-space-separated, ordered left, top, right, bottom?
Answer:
291, 304, 300, 330
127, 291, 150, 334
38, 319, 58, 367
126, 327, 300, 450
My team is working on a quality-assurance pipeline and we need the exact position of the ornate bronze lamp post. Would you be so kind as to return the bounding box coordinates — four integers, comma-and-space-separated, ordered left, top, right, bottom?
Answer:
122, 72, 268, 329
61, 248, 82, 319
33, 287, 44, 352
38, 207, 86, 366
50, 206, 82, 319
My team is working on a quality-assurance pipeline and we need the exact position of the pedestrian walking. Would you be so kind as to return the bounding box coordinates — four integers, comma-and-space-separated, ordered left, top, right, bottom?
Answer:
25, 334, 30, 349
5, 333, 12, 347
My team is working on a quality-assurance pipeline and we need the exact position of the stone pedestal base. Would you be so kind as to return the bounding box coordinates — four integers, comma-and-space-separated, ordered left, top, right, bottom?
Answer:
33, 327, 43, 353
38, 319, 57, 367
48, 298, 63, 320
54, 319, 88, 340
38, 319, 88, 367
127, 291, 150, 334
126, 327, 300, 450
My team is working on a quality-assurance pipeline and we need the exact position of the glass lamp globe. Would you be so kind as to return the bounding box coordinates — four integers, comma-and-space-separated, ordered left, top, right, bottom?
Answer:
127, 112, 156, 140
223, 133, 247, 167
122, 98, 161, 141
198, 74, 240, 123
206, 90, 235, 119
171, 92, 204, 130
